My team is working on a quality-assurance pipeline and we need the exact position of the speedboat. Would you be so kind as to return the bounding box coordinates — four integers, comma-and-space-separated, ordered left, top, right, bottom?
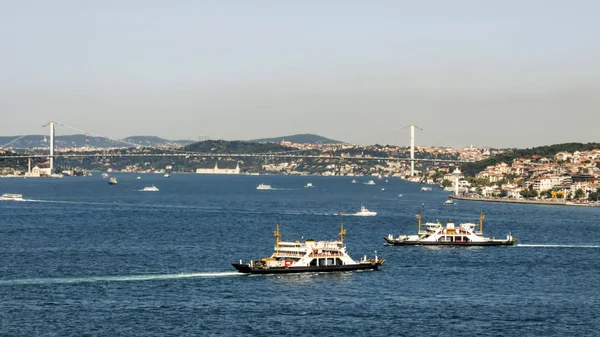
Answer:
164, 173, 170, 178
0, 193, 24, 201
137, 176, 141, 180
256, 183, 272, 190
385, 212, 517, 246
398, 194, 404, 197
421, 187, 432, 191
444, 199, 454, 205
232, 224, 384, 274
355, 205, 377, 216
305, 183, 313, 188
365, 180, 376, 185
102, 173, 109, 179
142, 185, 159, 192
351, 179, 357, 184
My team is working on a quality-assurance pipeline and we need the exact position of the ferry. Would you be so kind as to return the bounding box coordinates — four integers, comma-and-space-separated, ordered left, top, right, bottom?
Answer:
355, 205, 377, 216
232, 224, 384, 274
256, 183, 272, 190
385, 212, 517, 246
108, 177, 117, 185
142, 185, 159, 192
0, 193, 24, 201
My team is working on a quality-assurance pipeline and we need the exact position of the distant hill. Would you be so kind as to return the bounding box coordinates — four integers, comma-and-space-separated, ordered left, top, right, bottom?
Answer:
249, 134, 344, 144
0, 134, 195, 149
184, 140, 293, 153
460, 142, 600, 177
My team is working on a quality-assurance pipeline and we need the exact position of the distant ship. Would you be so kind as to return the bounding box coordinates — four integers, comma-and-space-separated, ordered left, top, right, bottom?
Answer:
108, 177, 117, 185
421, 187, 432, 191
232, 224, 384, 274
305, 183, 313, 188
385, 212, 517, 246
0, 193, 24, 201
142, 185, 159, 192
354, 205, 377, 216
256, 183, 272, 190
365, 180, 376, 185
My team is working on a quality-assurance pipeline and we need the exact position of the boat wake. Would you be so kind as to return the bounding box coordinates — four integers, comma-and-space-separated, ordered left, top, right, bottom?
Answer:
0, 271, 241, 286
517, 244, 600, 248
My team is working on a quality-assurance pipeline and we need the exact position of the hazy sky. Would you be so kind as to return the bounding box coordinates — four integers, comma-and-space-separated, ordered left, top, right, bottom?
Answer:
1, 1, 599, 148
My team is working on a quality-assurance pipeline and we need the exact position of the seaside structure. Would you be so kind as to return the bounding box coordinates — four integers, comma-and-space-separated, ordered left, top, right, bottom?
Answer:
196, 162, 241, 175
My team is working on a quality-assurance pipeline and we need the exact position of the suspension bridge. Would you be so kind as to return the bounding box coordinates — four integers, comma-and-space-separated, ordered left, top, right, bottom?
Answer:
0, 121, 468, 175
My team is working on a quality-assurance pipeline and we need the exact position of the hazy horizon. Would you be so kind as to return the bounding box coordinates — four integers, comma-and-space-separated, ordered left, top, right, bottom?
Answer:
2, 1, 599, 148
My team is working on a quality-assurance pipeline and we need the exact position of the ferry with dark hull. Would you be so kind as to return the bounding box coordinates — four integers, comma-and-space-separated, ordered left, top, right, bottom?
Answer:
385, 212, 516, 246
233, 224, 384, 274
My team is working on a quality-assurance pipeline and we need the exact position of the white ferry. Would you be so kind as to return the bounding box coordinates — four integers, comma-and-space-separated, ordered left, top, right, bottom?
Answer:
232, 224, 384, 274
256, 183, 272, 190
0, 193, 24, 201
142, 185, 159, 192
385, 212, 517, 246
355, 205, 377, 216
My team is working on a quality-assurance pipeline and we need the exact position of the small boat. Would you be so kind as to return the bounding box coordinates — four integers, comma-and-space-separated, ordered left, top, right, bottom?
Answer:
337, 211, 345, 216
305, 183, 313, 188
137, 176, 141, 180
256, 183, 272, 190
355, 205, 377, 216
102, 173, 109, 179
164, 173, 170, 178
351, 179, 357, 184
381, 188, 385, 191
365, 180, 376, 185
385, 212, 517, 246
398, 194, 404, 197
0, 193, 24, 201
232, 224, 384, 274
108, 177, 117, 185
421, 187, 432, 191
142, 185, 159, 192
444, 199, 454, 205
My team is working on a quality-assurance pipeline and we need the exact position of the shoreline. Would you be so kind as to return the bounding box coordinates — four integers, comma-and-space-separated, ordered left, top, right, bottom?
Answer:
449, 195, 599, 207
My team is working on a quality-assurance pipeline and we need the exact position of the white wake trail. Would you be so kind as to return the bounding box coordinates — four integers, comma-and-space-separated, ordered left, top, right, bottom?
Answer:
517, 244, 600, 248
0, 271, 241, 286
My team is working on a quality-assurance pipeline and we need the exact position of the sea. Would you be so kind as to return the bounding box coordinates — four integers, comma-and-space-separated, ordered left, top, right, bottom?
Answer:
1, 174, 599, 336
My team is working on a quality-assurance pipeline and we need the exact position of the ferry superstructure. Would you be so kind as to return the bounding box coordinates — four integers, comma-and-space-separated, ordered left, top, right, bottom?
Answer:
385, 212, 516, 246
233, 224, 384, 274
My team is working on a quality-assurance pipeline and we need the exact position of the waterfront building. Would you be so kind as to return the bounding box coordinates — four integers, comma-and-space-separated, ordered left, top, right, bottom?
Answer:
196, 162, 241, 175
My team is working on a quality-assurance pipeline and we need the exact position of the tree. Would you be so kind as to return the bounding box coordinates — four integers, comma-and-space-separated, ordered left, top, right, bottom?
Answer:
520, 190, 538, 198
441, 179, 453, 188
575, 189, 586, 200
588, 191, 600, 201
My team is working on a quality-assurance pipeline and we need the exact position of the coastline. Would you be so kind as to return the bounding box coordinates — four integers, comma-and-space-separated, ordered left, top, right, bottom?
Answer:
449, 195, 599, 207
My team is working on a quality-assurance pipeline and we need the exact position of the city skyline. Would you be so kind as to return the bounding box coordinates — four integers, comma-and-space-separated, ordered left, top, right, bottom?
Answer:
1, 1, 599, 148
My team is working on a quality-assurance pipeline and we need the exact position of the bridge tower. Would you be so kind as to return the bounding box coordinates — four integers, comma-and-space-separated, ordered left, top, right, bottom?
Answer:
43, 121, 56, 173
402, 124, 422, 177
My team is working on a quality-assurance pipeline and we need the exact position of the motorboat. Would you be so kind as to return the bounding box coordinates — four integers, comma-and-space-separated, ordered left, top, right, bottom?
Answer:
142, 185, 159, 192
232, 224, 384, 274
444, 199, 454, 205
0, 193, 24, 201
305, 183, 313, 188
421, 187, 432, 191
164, 173, 170, 178
256, 183, 272, 190
381, 188, 385, 191
385, 212, 517, 246
108, 177, 117, 185
351, 179, 357, 184
137, 176, 141, 180
355, 205, 377, 216
398, 194, 404, 197
102, 173, 109, 179
365, 180, 376, 185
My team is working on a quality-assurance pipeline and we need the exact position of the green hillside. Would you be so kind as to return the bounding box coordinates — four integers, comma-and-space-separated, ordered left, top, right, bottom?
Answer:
184, 140, 293, 154
250, 134, 343, 144
460, 142, 600, 177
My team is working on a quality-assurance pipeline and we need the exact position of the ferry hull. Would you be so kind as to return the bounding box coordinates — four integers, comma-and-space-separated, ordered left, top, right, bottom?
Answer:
384, 237, 517, 246
232, 262, 382, 274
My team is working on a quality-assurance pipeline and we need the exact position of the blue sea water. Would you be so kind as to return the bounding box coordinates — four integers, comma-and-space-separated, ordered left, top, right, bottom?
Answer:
1, 174, 599, 336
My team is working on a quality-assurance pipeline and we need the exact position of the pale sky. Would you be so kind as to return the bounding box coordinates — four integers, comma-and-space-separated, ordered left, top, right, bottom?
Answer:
1, 1, 599, 148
